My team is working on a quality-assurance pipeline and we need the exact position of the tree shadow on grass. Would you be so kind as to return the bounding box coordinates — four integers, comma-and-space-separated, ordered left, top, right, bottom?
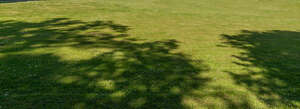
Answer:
221, 30, 300, 108
0, 0, 38, 3
0, 18, 210, 109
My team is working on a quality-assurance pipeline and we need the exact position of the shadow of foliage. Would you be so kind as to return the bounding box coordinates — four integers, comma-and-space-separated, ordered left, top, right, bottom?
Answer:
0, 18, 210, 109
222, 30, 300, 108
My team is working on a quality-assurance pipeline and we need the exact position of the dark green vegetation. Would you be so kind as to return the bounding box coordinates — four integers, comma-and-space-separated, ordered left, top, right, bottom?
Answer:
0, 0, 300, 108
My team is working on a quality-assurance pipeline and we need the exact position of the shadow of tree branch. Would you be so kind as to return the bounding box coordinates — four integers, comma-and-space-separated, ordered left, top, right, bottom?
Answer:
0, 18, 210, 109
221, 30, 300, 108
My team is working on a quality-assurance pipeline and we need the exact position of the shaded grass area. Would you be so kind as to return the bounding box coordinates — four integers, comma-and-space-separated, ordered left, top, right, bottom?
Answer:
0, 18, 210, 108
1, 0, 300, 108
0, 0, 38, 3
222, 30, 300, 108
3, 19, 299, 109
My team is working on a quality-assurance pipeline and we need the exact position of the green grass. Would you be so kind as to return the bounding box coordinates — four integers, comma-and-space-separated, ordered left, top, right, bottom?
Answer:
0, 0, 300, 108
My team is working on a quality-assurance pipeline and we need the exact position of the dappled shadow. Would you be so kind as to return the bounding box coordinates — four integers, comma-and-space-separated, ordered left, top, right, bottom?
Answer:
222, 30, 300, 108
0, 18, 209, 108
0, 0, 38, 3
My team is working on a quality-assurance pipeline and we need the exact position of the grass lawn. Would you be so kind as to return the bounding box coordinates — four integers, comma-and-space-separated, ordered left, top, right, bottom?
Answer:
1, 0, 300, 108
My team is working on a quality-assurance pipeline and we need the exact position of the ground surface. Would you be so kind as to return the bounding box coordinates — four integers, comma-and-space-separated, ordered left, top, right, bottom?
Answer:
0, 0, 300, 108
